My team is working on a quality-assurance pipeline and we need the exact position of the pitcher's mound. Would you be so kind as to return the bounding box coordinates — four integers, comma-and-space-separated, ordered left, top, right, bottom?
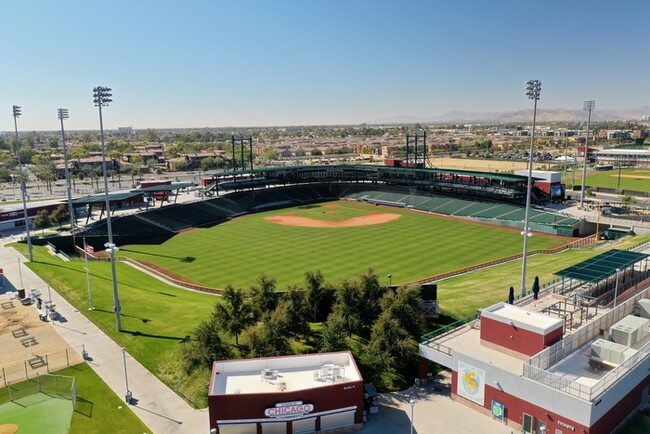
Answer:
0, 424, 18, 434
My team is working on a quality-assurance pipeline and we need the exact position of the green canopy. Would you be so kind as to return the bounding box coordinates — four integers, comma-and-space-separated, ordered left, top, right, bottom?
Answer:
555, 249, 649, 284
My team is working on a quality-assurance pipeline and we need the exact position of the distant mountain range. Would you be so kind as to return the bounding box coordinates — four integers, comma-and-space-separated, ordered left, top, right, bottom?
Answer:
376, 106, 650, 124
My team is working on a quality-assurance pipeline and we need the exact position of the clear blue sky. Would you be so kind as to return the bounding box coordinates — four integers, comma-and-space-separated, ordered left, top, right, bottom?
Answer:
1, 0, 648, 131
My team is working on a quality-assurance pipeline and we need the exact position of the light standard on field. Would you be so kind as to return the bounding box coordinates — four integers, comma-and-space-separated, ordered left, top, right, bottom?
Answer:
580, 100, 595, 209
121, 347, 132, 403
93, 86, 122, 332
613, 268, 621, 308
387, 274, 392, 287
520, 80, 541, 298
409, 398, 415, 434
12, 105, 33, 262
58, 108, 76, 243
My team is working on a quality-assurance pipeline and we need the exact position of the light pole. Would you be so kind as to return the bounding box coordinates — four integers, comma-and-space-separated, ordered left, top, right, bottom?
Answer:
17, 258, 23, 289
83, 238, 93, 310
12, 105, 33, 262
614, 268, 621, 308
387, 274, 392, 287
520, 80, 541, 298
93, 86, 122, 332
580, 100, 595, 209
58, 108, 76, 244
409, 398, 415, 434
617, 155, 622, 190
121, 347, 132, 403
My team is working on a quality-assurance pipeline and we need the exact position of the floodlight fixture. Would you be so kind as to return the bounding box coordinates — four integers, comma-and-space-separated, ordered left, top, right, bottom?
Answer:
520, 80, 541, 298
12, 105, 33, 262
94, 85, 121, 332
580, 100, 596, 209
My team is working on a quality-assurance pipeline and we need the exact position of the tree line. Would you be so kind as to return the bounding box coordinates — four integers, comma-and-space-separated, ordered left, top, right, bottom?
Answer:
180, 268, 425, 390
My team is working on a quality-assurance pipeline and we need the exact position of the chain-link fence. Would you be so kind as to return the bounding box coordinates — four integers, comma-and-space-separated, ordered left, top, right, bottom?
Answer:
0, 349, 81, 387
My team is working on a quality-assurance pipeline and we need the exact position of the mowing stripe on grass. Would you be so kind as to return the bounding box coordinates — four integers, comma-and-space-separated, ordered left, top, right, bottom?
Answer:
119, 201, 567, 290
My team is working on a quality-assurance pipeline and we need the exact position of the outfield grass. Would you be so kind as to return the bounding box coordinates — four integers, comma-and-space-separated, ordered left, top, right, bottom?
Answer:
0, 363, 151, 434
564, 168, 650, 192
435, 234, 650, 318
118, 202, 568, 290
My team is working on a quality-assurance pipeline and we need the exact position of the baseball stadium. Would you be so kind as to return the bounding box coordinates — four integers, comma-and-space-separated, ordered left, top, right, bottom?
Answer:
61, 164, 590, 292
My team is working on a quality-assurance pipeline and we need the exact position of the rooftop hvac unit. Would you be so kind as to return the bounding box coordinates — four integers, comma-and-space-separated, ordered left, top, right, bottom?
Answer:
637, 299, 650, 319
609, 315, 650, 347
591, 339, 634, 365
261, 369, 274, 380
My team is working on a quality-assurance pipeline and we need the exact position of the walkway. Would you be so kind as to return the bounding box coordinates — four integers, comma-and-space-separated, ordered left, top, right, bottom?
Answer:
0, 241, 209, 434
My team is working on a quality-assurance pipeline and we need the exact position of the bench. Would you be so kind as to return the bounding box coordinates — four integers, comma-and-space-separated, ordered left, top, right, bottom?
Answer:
1, 301, 14, 309
21, 336, 37, 347
27, 356, 46, 369
12, 327, 27, 338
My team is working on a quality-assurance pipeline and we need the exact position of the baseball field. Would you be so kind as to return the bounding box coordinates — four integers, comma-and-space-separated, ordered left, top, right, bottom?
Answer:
118, 201, 569, 290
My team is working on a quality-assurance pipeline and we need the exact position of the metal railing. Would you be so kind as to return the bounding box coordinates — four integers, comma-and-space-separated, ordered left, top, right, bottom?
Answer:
420, 312, 480, 344
523, 286, 650, 401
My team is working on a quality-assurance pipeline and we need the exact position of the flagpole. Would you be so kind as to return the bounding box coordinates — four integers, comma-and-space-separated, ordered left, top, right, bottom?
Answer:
84, 238, 94, 310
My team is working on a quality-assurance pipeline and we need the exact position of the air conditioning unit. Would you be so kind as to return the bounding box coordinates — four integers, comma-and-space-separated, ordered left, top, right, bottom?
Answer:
609, 315, 650, 347
261, 369, 274, 380
637, 299, 650, 319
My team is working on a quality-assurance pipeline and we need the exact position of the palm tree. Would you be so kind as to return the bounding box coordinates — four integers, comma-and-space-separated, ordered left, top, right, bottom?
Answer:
215, 285, 253, 346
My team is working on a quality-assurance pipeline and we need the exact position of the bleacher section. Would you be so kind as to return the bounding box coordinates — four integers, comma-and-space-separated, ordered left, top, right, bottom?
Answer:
339, 186, 579, 234
75, 182, 580, 251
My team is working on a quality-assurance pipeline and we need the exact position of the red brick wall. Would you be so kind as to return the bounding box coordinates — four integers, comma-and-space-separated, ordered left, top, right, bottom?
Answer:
208, 381, 364, 431
590, 375, 650, 434
452, 370, 588, 433
453, 368, 650, 434
481, 316, 561, 356
543, 326, 563, 347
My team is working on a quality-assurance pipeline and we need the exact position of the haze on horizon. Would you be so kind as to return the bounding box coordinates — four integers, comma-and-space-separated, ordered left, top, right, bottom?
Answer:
1, 0, 648, 132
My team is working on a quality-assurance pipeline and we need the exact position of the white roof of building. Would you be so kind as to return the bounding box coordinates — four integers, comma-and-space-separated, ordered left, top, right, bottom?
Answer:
595, 149, 650, 155
209, 351, 362, 396
482, 302, 564, 335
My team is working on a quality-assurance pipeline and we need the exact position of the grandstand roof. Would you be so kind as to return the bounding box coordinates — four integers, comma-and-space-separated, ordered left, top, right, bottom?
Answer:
208, 164, 539, 183
71, 191, 143, 205
555, 249, 649, 283
135, 182, 195, 193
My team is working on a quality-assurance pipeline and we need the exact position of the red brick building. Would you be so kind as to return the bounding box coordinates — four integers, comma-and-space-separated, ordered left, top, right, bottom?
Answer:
208, 352, 364, 434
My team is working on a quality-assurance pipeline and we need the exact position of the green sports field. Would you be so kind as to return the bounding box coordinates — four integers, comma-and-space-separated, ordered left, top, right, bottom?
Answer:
119, 201, 568, 290
0, 393, 72, 434
567, 168, 650, 192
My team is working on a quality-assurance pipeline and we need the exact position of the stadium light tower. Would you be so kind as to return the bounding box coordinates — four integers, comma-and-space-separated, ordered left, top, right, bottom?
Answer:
579, 100, 596, 209
520, 80, 541, 298
13, 105, 33, 262
93, 86, 122, 332
58, 109, 75, 244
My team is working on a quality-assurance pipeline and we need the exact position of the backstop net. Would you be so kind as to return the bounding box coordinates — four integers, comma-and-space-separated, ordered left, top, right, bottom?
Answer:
8, 373, 76, 408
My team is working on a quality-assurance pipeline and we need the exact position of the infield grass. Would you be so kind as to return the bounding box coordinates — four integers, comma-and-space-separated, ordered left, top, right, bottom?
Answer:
118, 201, 568, 290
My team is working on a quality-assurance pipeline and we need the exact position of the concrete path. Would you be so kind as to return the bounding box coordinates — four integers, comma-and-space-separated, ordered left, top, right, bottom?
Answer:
0, 242, 209, 434
365, 373, 514, 434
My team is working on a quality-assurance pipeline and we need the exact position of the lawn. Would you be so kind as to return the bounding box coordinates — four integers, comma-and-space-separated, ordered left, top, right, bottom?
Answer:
0, 393, 72, 434
565, 168, 650, 192
117, 202, 569, 290
17, 244, 218, 407
434, 233, 650, 318
0, 363, 151, 434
